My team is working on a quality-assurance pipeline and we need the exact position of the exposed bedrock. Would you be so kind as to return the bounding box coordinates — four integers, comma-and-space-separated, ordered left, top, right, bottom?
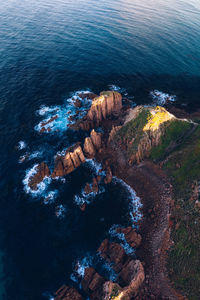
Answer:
54, 285, 83, 300
81, 267, 106, 300
28, 162, 50, 190
116, 226, 142, 248
83, 129, 102, 158
52, 143, 85, 178
79, 91, 122, 130
80, 239, 145, 300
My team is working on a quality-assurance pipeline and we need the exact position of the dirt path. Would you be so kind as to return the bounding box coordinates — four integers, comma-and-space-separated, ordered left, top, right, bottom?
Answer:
97, 144, 185, 299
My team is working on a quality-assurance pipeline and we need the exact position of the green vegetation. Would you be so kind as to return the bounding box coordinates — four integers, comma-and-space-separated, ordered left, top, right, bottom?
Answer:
150, 119, 192, 162
113, 106, 200, 299
114, 108, 150, 157
163, 125, 200, 299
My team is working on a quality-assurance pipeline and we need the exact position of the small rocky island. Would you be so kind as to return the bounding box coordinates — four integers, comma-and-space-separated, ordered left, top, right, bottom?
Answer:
28, 91, 200, 299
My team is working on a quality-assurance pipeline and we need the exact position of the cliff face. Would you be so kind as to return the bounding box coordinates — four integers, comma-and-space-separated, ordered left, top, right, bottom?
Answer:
52, 144, 86, 178
110, 106, 191, 164
79, 91, 122, 130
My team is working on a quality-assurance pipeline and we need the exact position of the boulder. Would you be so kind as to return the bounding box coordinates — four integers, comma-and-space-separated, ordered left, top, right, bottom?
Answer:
28, 162, 50, 190
84, 183, 92, 194
55, 285, 83, 300
116, 227, 142, 248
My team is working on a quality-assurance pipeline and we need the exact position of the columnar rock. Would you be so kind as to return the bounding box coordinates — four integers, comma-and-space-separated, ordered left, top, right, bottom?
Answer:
52, 144, 85, 178
83, 129, 102, 158
79, 91, 122, 130
83, 137, 96, 158
55, 285, 83, 300
90, 129, 102, 149
28, 162, 50, 190
81, 267, 106, 300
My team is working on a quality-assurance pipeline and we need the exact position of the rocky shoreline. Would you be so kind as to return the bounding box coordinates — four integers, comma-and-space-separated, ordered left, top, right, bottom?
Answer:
28, 90, 187, 299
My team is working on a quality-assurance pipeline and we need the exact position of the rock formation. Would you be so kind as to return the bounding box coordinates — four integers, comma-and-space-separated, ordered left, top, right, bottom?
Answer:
81, 267, 106, 300
83, 129, 102, 158
79, 91, 122, 130
52, 144, 85, 178
97, 239, 144, 299
116, 227, 142, 248
55, 285, 83, 300
98, 239, 130, 273
28, 162, 50, 190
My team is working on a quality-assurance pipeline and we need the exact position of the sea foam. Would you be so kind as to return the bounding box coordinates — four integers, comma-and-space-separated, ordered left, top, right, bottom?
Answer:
150, 90, 176, 106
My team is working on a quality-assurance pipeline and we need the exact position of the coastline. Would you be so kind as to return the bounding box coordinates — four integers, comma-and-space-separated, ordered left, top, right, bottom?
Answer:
94, 117, 186, 299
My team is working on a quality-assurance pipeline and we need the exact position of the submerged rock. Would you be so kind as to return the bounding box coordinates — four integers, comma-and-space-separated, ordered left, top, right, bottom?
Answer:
28, 162, 50, 190
55, 285, 83, 300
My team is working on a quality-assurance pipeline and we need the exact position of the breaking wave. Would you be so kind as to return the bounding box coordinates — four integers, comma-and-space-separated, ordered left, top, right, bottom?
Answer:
109, 224, 134, 255
17, 140, 26, 150
150, 90, 176, 106
113, 177, 142, 224
35, 90, 93, 134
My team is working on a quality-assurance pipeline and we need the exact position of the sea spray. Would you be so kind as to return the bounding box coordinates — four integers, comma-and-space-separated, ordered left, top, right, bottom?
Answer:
150, 90, 176, 106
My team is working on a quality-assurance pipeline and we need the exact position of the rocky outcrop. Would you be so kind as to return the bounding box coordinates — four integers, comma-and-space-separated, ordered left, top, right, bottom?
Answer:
98, 239, 130, 273
52, 144, 85, 178
79, 91, 122, 130
55, 285, 83, 300
116, 227, 142, 248
83, 129, 102, 158
83, 137, 96, 158
28, 162, 50, 190
98, 239, 144, 299
81, 267, 106, 300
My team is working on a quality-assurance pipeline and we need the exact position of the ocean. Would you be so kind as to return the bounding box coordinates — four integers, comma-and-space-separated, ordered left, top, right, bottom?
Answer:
0, 0, 200, 299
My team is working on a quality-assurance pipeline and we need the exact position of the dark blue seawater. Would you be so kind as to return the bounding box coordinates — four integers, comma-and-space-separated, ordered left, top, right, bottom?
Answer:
1, 0, 200, 299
